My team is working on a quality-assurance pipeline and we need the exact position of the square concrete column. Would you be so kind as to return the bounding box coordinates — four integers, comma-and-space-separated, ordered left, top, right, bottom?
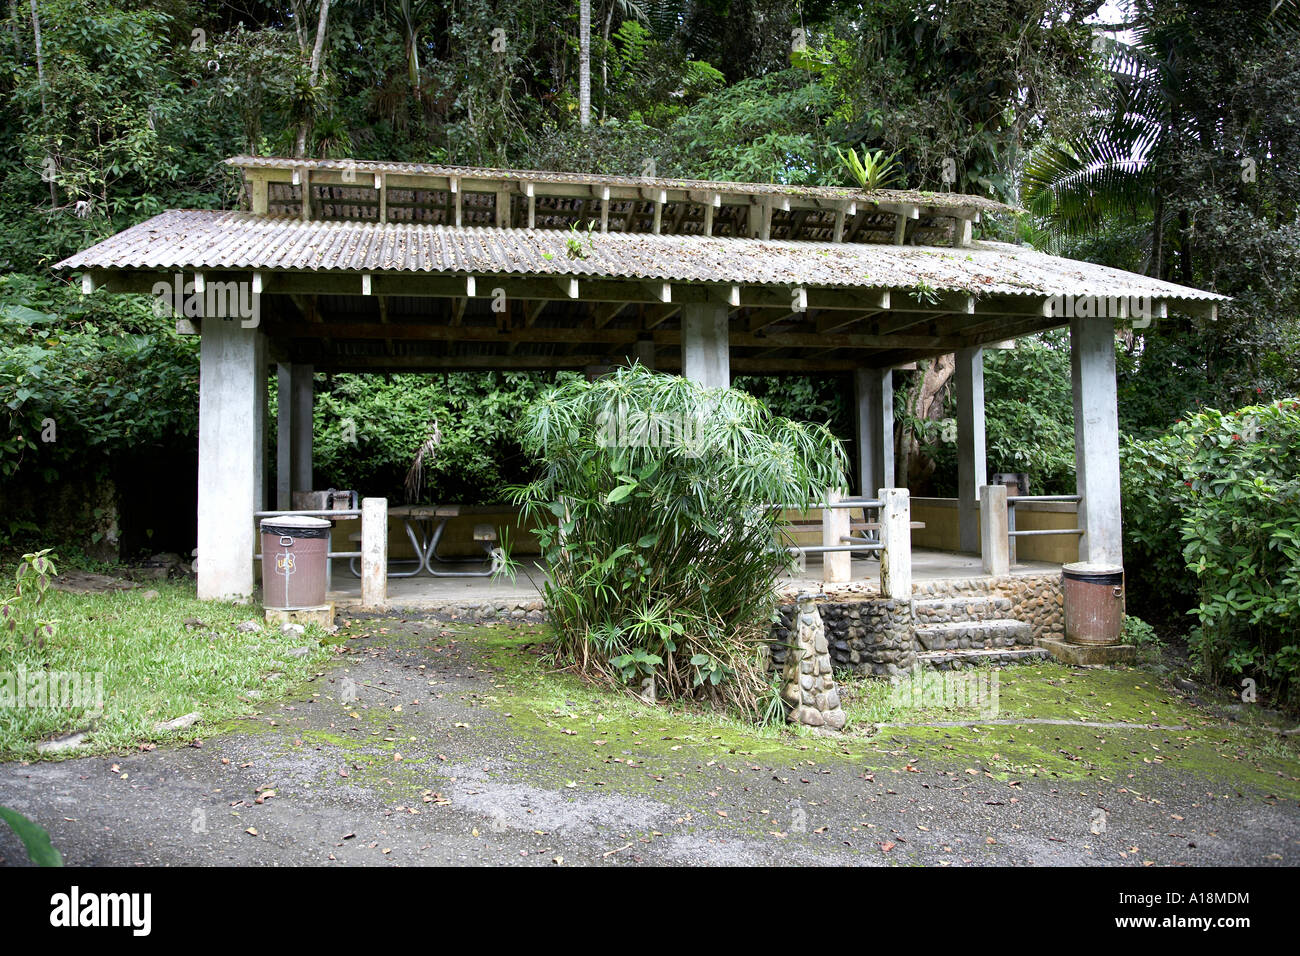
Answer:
681, 303, 729, 388
275, 363, 293, 510
360, 497, 388, 608
1070, 316, 1123, 566
628, 337, 655, 371
289, 363, 313, 495
821, 488, 851, 583
979, 484, 1010, 575
197, 320, 266, 601
853, 368, 894, 497
878, 488, 912, 600
256, 356, 268, 512
956, 347, 987, 554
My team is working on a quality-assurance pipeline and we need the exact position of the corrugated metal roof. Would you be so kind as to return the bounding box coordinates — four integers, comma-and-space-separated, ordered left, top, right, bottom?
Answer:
227, 155, 1014, 215
56, 210, 1227, 303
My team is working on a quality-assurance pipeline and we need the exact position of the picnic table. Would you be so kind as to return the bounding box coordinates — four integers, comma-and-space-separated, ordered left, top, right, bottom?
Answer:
349, 504, 500, 578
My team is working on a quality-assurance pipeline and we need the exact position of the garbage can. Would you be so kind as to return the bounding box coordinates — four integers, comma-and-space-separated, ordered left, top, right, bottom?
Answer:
261, 515, 331, 610
1061, 562, 1125, 645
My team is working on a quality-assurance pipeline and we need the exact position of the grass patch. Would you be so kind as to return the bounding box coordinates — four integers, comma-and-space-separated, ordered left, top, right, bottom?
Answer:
470, 624, 854, 782
837, 663, 1300, 799
0, 579, 334, 760
467, 629, 1300, 800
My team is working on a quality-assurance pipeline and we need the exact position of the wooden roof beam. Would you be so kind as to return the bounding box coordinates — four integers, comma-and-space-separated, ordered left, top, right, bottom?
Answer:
642, 303, 680, 329
592, 301, 624, 328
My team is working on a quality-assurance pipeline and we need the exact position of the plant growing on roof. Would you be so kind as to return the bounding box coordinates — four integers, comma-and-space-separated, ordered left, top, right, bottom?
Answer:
566, 220, 597, 260
909, 278, 941, 305
836, 146, 903, 190
510, 365, 846, 721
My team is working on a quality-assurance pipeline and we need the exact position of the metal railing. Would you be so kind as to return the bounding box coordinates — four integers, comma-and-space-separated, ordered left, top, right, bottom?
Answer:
1006, 494, 1082, 563
765, 497, 884, 512
767, 497, 886, 560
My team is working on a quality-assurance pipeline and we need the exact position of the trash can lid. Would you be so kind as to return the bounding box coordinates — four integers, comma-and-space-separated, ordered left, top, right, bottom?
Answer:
261, 514, 331, 535
1062, 561, 1124, 584
1062, 561, 1123, 574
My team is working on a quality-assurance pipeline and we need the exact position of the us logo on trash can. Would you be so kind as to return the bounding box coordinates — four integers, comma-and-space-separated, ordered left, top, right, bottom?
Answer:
274, 549, 296, 606
260, 515, 330, 610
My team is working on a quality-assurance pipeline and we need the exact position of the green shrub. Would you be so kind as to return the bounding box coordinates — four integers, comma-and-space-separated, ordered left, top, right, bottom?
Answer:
1120, 614, 1161, 648
1125, 399, 1300, 705
511, 366, 846, 720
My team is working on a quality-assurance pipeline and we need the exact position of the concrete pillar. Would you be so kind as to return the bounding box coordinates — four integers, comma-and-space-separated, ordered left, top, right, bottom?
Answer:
629, 337, 655, 371
956, 347, 987, 554
681, 303, 729, 388
360, 497, 388, 608
197, 321, 266, 601
1070, 316, 1123, 566
821, 488, 851, 583
853, 368, 894, 497
275, 363, 293, 510
289, 364, 313, 494
980, 484, 1010, 575
878, 488, 912, 601
256, 356, 268, 512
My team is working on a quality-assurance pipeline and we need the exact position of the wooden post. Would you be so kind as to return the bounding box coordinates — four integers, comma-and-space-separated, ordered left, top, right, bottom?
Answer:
361, 497, 387, 608
879, 488, 912, 601
821, 488, 851, 584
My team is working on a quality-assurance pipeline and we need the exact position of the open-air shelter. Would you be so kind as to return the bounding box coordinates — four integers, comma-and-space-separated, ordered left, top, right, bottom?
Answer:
56, 155, 1226, 607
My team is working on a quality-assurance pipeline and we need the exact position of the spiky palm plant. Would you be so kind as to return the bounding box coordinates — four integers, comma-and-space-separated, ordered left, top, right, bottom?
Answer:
510, 365, 846, 720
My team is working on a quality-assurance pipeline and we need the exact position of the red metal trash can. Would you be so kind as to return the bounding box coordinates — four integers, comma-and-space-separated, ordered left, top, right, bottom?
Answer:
1062, 562, 1125, 645
261, 515, 331, 610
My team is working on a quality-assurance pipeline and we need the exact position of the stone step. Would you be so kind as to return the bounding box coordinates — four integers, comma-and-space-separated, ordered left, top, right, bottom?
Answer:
913, 618, 1032, 651
912, 595, 1014, 625
916, 647, 1052, 670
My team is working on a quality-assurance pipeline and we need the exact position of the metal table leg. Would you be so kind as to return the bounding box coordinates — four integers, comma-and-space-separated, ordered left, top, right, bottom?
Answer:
425, 519, 497, 577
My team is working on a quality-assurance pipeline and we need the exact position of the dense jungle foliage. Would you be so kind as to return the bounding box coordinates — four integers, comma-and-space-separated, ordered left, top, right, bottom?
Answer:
2, 0, 1299, 702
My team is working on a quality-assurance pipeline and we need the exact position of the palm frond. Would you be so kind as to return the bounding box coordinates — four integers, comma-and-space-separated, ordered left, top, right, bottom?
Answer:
403, 417, 442, 503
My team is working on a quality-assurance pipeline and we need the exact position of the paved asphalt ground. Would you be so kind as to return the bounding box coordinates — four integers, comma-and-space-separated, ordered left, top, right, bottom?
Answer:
2, 617, 1297, 867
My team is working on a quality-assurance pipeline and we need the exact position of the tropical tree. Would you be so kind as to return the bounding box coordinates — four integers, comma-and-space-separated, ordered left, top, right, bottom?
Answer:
292, 0, 332, 158
1024, 0, 1300, 276
579, 0, 590, 126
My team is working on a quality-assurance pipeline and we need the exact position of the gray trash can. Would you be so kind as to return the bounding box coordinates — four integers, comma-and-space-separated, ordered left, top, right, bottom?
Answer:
261, 515, 331, 609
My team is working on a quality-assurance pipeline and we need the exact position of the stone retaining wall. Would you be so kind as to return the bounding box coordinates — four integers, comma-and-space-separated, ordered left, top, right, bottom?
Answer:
771, 600, 915, 677
768, 571, 1063, 677
414, 599, 548, 623
912, 572, 1063, 641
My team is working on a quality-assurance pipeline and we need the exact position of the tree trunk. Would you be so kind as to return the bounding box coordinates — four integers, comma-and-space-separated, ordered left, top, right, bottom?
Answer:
294, 0, 331, 158
895, 354, 956, 494
600, 4, 614, 122
579, 0, 591, 127
29, 0, 55, 208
